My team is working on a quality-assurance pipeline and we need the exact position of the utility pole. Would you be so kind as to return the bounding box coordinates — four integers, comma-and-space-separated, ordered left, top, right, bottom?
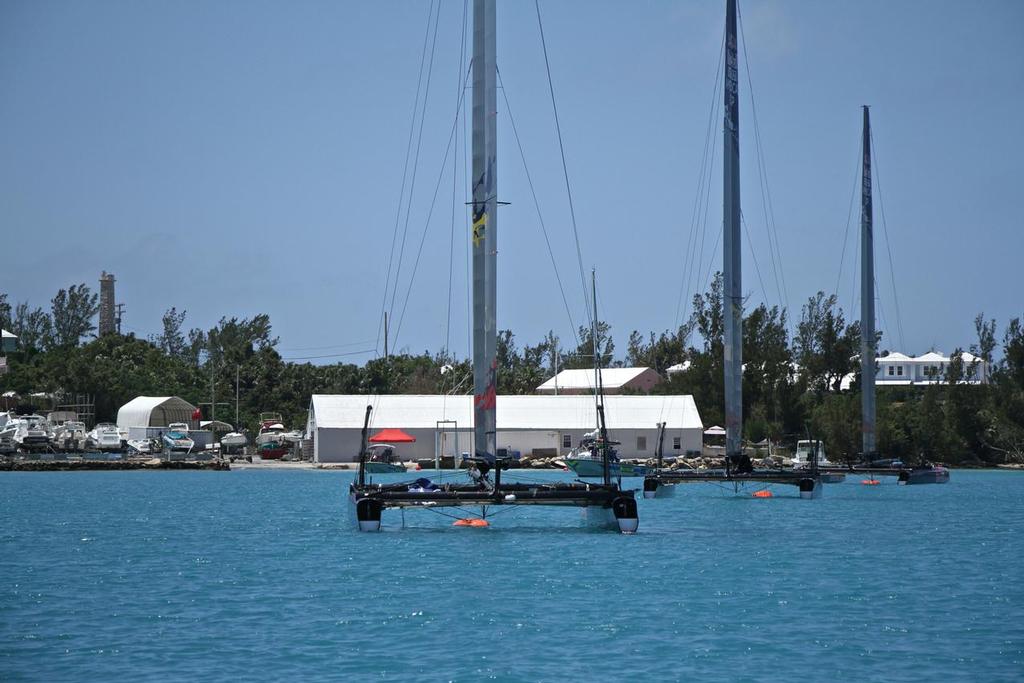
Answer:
115, 303, 125, 335
383, 312, 389, 360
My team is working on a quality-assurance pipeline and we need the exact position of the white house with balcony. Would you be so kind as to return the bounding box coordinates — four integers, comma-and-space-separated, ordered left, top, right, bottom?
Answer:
840, 350, 990, 389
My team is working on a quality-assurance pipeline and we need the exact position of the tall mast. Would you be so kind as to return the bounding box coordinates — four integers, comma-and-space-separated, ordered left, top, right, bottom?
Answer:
860, 105, 876, 458
723, 0, 743, 460
471, 0, 498, 460
592, 268, 599, 427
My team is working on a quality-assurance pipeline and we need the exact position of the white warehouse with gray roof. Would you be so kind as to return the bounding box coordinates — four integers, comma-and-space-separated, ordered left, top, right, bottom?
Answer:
306, 394, 703, 464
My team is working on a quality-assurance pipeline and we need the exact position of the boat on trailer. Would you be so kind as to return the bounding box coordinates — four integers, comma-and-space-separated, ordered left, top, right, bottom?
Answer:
643, 0, 824, 501
349, 0, 637, 533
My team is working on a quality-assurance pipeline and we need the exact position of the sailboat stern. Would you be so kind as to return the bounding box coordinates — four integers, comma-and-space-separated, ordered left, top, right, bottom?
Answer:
612, 495, 639, 534
798, 477, 823, 500
352, 495, 383, 532
643, 476, 676, 499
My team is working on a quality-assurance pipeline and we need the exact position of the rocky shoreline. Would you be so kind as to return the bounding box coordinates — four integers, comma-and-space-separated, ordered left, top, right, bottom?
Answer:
0, 459, 230, 472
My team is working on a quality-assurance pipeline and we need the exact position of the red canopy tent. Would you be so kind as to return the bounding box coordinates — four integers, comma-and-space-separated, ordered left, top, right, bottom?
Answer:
368, 428, 416, 443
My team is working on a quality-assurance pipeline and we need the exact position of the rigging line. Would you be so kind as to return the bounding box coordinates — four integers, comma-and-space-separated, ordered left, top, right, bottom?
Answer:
446, 0, 470, 361
869, 126, 907, 351
388, 1, 443, 326
463, 54, 472, 362
392, 64, 474, 349
675, 28, 725, 331
737, 4, 787, 312
742, 212, 770, 309
497, 67, 581, 349
700, 220, 723, 297
875, 273, 890, 353
282, 349, 376, 361
849, 215, 859, 324
535, 0, 593, 329
378, 0, 438, 355
279, 339, 377, 352
682, 29, 725, 333
689, 62, 725, 335
833, 141, 862, 299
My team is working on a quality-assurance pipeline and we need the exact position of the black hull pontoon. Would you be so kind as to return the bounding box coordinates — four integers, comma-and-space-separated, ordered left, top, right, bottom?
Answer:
819, 464, 950, 485
350, 479, 638, 533
643, 467, 823, 500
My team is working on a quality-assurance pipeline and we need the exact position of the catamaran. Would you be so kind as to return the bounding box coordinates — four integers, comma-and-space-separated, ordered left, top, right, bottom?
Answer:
348, 0, 638, 533
643, 0, 824, 500
821, 107, 949, 486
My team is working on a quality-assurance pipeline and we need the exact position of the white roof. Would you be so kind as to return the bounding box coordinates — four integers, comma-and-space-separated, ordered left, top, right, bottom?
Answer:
666, 361, 691, 374
881, 352, 913, 361
1, 329, 15, 339
914, 351, 946, 363
310, 394, 702, 431
536, 367, 656, 392
117, 396, 197, 429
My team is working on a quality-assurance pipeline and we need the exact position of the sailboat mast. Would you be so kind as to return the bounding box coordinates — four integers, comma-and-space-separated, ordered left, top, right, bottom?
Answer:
860, 105, 876, 458
471, 0, 498, 460
723, 0, 743, 460
592, 269, 599, 427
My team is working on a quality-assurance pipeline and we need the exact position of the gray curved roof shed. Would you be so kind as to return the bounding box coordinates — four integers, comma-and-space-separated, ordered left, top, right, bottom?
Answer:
117, 396, 197, 429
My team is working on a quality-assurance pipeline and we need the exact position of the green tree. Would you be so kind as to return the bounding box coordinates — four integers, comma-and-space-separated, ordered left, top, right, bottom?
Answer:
11, 302, 52, 352
50, 283, 100, 347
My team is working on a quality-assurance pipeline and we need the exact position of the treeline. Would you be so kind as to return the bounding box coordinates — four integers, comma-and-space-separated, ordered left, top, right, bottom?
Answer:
1, 280, 1022, 465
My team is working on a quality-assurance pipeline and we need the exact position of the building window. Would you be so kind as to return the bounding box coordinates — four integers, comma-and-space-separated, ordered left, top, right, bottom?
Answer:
562, 434, 571, 448
673, 436, 681, 450
637, 436, 647, 451
887, 366, 894, 376
897, 366, 903, 376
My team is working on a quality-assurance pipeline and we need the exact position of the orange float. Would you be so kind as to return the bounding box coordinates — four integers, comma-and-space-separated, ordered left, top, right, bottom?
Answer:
453, 518, 490, 527
861, 479, 880, 486
752, 490, 773, 498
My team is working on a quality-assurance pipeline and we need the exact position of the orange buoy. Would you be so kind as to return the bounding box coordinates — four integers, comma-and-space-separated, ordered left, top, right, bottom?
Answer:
861, 479, 880, 486
453, 518, 489, 527
753, 490, 773, 498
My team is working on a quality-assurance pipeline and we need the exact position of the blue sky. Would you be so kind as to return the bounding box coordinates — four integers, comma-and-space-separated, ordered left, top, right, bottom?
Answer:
2, 0, 1022, 363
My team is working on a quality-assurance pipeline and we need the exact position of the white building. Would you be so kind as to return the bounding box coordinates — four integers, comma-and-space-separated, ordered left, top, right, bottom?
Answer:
307, 394, 703, 463
839, 350, 990, 389
536, 367, 662, 394
876, 351, 989, 385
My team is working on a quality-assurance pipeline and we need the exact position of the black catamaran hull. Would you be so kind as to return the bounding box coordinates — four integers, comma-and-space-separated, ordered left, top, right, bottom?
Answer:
349, 484, 638, 533
643, 470, 823, 499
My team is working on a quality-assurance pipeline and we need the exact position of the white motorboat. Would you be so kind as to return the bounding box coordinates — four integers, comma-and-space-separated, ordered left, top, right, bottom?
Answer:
162, 422, 194, 454
220, 431, 247, 454
86, 423, 123, 451
14, 414, 52, 451
53, 421, 88, 451
791, 439, 834, 468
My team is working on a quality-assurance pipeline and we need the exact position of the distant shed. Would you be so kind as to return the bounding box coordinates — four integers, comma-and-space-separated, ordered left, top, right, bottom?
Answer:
117, 396, 197, 430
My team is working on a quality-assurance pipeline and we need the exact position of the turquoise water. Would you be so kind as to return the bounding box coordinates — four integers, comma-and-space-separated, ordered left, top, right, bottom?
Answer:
1, 469, 1021, 681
